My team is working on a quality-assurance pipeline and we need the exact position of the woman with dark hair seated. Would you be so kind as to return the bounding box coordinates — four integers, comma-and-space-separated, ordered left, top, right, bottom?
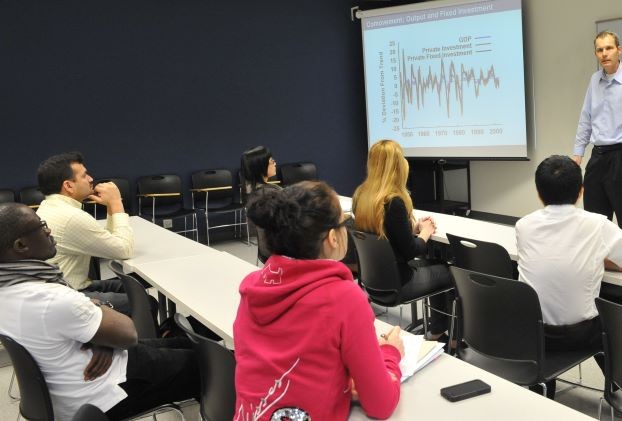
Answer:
240, 146, 281, 262
241, 145, 281, 195
233, 181, 403, 421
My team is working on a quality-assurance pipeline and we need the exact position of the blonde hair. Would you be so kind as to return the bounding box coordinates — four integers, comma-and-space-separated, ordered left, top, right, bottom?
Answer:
352, 139, 414, 238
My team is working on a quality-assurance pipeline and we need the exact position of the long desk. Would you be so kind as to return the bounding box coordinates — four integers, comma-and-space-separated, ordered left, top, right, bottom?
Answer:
131, 252, 255, 348
104, 216, 254, 337
349, 320, 593, 421
338, 196, 621, 286
120, 214, 594, 420
116, 216, 222, 273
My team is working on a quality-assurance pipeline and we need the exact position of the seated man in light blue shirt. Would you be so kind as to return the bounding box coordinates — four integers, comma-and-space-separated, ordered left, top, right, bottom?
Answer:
572, 30, 622, 227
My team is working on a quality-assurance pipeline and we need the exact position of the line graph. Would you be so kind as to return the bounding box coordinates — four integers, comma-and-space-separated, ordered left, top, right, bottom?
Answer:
361, 0, 527, 157
399, 47, 500, 123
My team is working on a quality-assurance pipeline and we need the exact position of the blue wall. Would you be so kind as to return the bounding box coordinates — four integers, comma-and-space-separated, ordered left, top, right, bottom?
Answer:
1, 0, 369, 204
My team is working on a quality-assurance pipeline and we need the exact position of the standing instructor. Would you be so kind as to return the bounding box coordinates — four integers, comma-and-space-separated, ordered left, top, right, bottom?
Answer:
573, 31, 622, 227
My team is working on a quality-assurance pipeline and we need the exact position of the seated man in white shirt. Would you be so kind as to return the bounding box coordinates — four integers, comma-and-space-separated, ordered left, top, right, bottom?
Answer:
36, 152, 134, 314
516, 154, 622, 398
0, 203, 199, 421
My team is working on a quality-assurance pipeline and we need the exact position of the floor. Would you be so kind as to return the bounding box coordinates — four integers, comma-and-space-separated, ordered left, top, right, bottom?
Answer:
0, 236, 616, 420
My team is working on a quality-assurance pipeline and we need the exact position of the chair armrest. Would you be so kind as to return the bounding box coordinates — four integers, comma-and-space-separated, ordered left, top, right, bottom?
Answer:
190, 186, 233, 192
137, 193, 181, 197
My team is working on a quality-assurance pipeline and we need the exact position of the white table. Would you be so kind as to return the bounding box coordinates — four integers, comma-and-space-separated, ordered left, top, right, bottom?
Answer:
104, 216, 248, 325
339, 196, 622, 286
131, 252, 256, 348
120, 213, 594, 420
117, 216, 222, 273
348, 320, 593, 421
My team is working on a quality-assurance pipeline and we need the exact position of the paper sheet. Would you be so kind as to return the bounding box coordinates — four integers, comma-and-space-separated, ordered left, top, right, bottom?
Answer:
399, 335, 445, 382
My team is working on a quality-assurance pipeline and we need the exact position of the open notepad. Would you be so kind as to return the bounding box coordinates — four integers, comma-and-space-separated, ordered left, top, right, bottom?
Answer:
399, 335, 445, 383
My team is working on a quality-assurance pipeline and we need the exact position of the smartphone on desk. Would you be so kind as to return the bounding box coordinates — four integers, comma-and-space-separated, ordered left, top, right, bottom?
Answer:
440, 379, 491, 402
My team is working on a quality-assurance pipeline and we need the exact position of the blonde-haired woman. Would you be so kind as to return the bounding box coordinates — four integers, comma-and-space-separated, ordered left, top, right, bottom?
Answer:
353, 139, 453, 340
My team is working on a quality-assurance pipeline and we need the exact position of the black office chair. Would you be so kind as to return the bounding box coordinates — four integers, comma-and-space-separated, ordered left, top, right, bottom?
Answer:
137, 174, 198, 240
108, 260, 158, 339
446, 232, 514, 350
350, 230, 453, 333
191, 169, 249, 246
174, 314, 236, 421
255, 227, 271, 265
446, 232, 514, 278
18, 186, 45, 209
0, 189, 15, 204
85, 178, 133, 219
596, 297, 622, 421
0, 334, 54, 421
1, 333, 186, 421
279, 162, 317, 186
451, 267, 598, 396
72, 404, 109, 421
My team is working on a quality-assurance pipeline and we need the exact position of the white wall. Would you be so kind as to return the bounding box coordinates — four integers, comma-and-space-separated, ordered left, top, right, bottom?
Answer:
470, 0, 621, 217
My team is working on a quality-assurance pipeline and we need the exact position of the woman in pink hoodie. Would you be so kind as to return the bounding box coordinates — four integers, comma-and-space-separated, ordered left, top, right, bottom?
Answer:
234, 181, 403, 421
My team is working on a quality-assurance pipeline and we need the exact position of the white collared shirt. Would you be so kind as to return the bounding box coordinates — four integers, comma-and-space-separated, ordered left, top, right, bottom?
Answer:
516, 205, 622, 325
37, 194, 134, 290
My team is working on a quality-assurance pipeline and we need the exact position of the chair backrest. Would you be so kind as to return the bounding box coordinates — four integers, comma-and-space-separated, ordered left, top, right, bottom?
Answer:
349, 230, 403, 306
96, 178, 133, 214
596, 297, 622, 402
451, 266, 544, 364
279, 162, 317, 186
19, 186, 45, 209
72, 404, 109, 421
446, 232, 514, 278
0, 189, 15, 204
136, 174, 184, 210
108, 261, 158, 339
0, 334, 54, 421
191, 169, 235, 207
174, 314, 236, 421
256, 226, 271, 264
237, 168, 248, 206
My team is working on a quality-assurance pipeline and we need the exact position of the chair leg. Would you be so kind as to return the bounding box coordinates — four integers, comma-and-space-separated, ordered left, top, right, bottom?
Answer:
598, 396, 603, 421
540, 382, 547, 397
405, 302, 418, 332
448, 301, 456, 355
422, 298, 429, 336
235, 210, 239, 238
205, 210, 210, 246
245, 213, 250, 246
578, 363, 583, 383
8, 369, 19, 400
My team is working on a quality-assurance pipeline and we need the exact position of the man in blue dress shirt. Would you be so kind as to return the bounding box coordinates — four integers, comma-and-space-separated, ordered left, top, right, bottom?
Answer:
573, 31, 622, 227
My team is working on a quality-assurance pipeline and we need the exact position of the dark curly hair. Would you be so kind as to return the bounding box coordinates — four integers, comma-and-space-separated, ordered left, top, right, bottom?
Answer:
246, 181, 341, 259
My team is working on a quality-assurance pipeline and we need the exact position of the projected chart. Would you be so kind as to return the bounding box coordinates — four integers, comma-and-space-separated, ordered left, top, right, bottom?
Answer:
398, 47, 500, 121
361, 0, 527, 157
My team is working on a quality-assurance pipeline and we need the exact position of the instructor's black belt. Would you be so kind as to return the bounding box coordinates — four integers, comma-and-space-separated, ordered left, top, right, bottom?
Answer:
593, 143, 622, 154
